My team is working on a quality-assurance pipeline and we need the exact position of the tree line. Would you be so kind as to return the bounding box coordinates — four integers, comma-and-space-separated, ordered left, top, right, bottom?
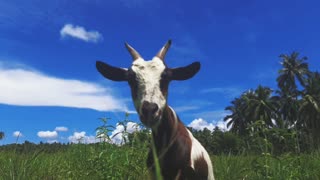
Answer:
192, 51, 320, 155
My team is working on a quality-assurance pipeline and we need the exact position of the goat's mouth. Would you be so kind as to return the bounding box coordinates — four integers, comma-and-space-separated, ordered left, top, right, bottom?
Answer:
139, 111, 162, 128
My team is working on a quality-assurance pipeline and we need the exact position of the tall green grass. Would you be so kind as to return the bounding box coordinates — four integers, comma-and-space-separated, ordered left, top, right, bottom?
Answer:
0, 143, 319, 179
1, 118, 319, 179
213, 152, 320, 180
0, 143, 149, 180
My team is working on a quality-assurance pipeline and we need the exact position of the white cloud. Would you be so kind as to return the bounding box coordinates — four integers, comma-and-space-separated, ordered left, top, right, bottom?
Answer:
13, 131, 23, 137
55, 126, 68, 132
69, 131, 85, 142
110, 125, 125, 144
126, 122, 141, 133
37, 131, 58, 139
60, 24, 103, 43
188, 118, 228, 131
68, 131, 98, 144
67, 122, 141, 144
188, 118, 216, 131
0, 64, 126, 111
216, 120, 229, 131
110, 122, 140, 145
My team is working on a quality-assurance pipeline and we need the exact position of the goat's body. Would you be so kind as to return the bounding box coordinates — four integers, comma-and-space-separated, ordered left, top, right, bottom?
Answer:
188, 129, 214, 180
96, 40, 215, 179
147, 106, 214, 180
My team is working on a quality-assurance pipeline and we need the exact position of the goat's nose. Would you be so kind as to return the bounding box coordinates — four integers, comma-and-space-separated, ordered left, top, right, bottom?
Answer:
141, 101, 159, 117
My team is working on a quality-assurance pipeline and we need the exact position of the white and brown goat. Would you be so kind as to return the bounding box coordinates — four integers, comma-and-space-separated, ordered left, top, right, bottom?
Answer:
96, 40, 214, 180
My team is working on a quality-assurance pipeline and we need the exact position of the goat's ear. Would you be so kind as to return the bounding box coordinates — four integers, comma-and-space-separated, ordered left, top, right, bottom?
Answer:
169, 62, 200, 81
96, 61, 128, 81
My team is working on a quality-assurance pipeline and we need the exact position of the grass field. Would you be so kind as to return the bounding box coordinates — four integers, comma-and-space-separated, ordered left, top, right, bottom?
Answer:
0, 142, 319, 180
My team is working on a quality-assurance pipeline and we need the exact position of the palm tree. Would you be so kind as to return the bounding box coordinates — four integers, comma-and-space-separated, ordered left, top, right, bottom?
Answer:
0, 131, 4, 140
276, 90, 300, 127
243, 85, 279, 128
277, 51, 310, 95
224, 96, 248, 135
276, 51, 310, 130
225, 86, 279, 135
299, 72, 320, 147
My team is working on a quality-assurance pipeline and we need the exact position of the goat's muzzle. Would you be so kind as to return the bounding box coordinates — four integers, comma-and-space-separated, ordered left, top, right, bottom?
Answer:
140, 101, 161, 127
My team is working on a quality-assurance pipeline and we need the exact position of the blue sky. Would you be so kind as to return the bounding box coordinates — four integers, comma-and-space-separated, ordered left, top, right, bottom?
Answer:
1, 0, 320, 144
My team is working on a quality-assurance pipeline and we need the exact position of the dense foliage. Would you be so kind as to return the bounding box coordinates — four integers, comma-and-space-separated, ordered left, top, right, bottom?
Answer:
222, 51, 320, 153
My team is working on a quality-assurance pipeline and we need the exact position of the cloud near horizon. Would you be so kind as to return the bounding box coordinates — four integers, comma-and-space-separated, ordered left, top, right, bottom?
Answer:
13, 131, 23, 137
110, 122, 140, 145
0, 63, 127, 111
68, 131, 98, 144
188, 118, 228, 131
37, 131, 58, 139
60, 24, 103, 43
67, 122, 141, 144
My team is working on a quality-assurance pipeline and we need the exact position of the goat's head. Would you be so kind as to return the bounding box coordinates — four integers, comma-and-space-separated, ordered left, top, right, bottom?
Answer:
96, 40, 200, 128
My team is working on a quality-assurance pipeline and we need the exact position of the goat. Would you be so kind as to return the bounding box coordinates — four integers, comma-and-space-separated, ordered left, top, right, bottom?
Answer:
96, 40, 214, 180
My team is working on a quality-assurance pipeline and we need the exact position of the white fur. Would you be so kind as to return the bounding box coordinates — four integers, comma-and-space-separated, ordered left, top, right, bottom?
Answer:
187, 129, 215, 180
170, 107, 214, 180
168, 106, 177, 120
131, 57, 166, 115
168, 106, 180, 130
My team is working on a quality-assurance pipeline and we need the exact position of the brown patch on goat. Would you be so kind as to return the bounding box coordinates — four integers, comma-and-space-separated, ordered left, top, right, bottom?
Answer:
193, 154, 209, 179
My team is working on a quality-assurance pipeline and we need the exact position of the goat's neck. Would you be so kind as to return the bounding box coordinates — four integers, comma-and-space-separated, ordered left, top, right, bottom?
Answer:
152, 105, 182, 149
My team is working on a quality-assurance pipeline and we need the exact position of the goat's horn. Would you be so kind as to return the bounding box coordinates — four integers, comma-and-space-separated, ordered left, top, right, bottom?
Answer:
156, 40, 172, 61
125, 42, 141, 61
